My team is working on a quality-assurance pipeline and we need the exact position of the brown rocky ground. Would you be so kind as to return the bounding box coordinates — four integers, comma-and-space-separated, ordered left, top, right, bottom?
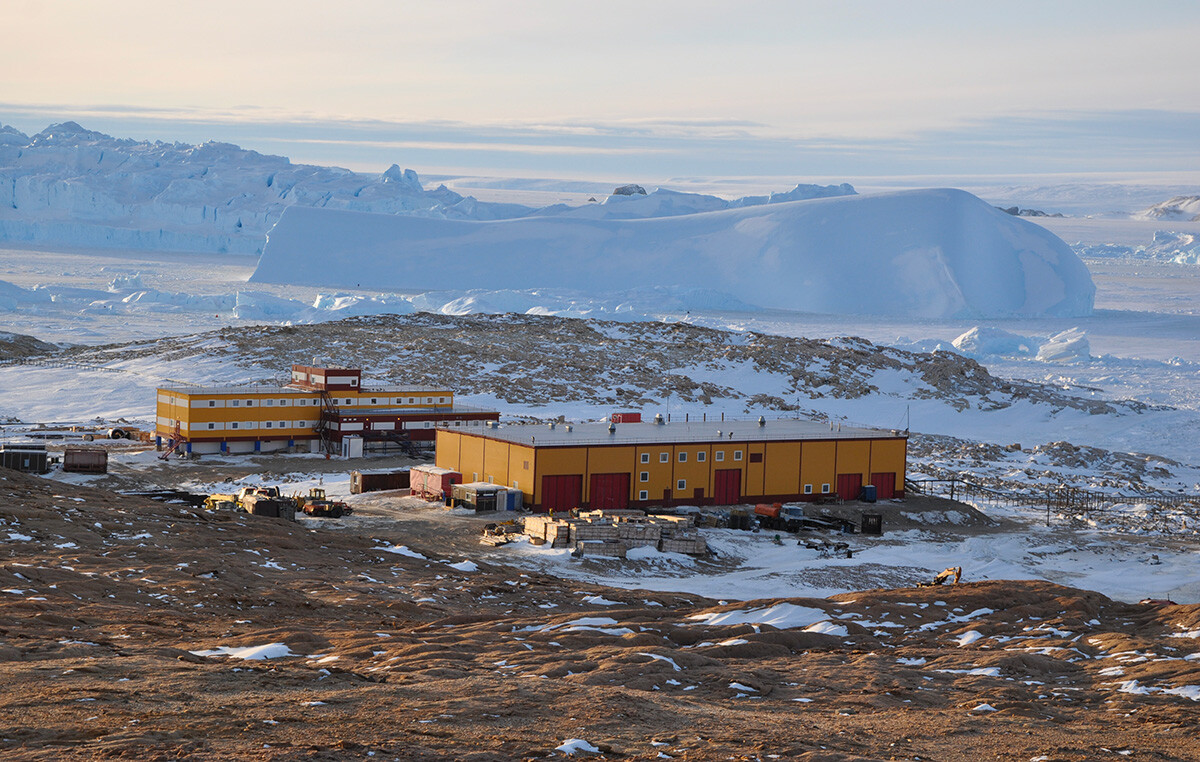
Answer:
2, 467, 1200, 761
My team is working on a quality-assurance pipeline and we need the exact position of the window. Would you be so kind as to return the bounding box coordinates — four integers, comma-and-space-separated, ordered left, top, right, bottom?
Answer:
265, 422, 273, 428
749, 452, 763, 463
715, 451, 724, 462
454, 421, 462, 426
640, 471, 649, 482
697, 451, 706, 462
267, 399, 274, 406
371, 398, 378, 405
207, 423, 215, 430
350, 379, 358, 386
660, 452, 669, 463
344, 398, 353, 406
408, 397, 415, 404
678, 452, 687, 463
232, 400, 240, 407
804, 484, 813, 494
439, 397, 447, 404
279, 421, 285, 428
424, 422, 432, 428
734, 450, 743, 461
231, 422, 239, 429
821, 483, 831, 493
279, 399, 287, 406
208, 400, 215, 407
640, 452, 650, 464
245, 400, 253, 407
427, 397, 433, 404
676, 479, 686, 490
639, 490, 649, 500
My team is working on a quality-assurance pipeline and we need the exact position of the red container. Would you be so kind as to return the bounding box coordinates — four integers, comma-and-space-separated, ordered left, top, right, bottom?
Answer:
410, 465, 461, 501
610, 412, 642, 424
754, 503, 782, 519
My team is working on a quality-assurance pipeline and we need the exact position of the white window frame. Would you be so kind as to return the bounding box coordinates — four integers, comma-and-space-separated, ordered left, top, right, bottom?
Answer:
640, 471, 649, 483
659, 452, 669, 463
697, 451, 706, 462
715, 451, 724, 462
821, 483, 831, 493
676, 479, 686, 491
804, 484, 813, 495
639, 490, 648, 500
640, 452, 650, 464
678, 452, 687, 463
734, 450, 743, 461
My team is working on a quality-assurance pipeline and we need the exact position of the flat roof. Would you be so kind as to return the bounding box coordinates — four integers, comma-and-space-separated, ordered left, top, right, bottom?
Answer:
158, 385, 452, 395
330, 404, 497, 416
447, 418, 904, 447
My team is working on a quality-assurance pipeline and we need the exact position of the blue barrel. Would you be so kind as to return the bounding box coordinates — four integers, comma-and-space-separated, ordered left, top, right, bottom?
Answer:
861, 484, 877, 503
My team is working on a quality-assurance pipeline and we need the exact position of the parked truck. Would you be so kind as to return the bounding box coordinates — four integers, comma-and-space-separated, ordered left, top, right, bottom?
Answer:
204, 486, 295, 521
294, 487, 352, 518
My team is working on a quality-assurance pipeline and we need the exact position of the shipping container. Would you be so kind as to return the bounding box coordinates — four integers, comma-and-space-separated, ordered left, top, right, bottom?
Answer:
63, 447, 108, 474
410, 465, 462, 501
450, 481, 505, 512
350, 468, 411, 494
0, 445, 49, 474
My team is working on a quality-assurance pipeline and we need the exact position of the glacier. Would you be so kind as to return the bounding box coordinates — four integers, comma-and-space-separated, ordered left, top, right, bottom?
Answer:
252, 188, 1096, 319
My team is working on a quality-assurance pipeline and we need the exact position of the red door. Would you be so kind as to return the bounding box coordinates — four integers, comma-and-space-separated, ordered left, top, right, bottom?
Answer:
870, 472, 896, 500
589, 473, 630, 511
836, 473, 862, 500
540, 475, 582, 513
714, 469, 741, 505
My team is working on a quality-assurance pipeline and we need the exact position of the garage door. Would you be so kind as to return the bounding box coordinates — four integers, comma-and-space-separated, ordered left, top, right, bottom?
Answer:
870, 472, 896, 500
589, 473, 630, 511
540, 474, 582, 513
836, 473, 863, 500
714, 469, 742, 505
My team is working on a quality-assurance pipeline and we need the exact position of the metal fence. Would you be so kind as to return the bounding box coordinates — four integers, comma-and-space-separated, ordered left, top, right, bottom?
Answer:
906, 477, 1200, 526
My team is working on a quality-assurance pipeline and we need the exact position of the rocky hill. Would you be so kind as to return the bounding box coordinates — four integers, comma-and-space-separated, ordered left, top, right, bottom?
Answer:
1, 467, 1199, 759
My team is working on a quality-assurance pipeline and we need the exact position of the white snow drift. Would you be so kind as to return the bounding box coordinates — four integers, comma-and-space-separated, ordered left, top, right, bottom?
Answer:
253, 188, 1095, 319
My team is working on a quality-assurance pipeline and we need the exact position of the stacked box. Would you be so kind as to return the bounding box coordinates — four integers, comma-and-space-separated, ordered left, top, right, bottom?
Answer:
650, 515, 694, 530
571, 522, 619, 542
617, 522, 661, 547
546, 521, 572, 548
660, 536, 708, 555
575, 540, 628, 558
523, 515, 549, 541
580, 509, 647, 521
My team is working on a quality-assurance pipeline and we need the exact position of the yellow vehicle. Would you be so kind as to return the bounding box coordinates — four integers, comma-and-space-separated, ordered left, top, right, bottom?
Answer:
293, 487, 352, 518
203, 486, 282, 512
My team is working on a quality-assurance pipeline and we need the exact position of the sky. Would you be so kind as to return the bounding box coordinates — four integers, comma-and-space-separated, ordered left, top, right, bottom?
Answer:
2, 1, 1199, 183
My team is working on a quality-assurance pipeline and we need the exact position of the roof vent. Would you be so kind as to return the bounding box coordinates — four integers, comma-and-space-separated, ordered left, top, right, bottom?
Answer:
653, 413, 664, 425
608, 422, 617, 434
758, 416, 766, 427
716, 430, 722, 438
548, 422, 556, 430
566, 424, 573, 432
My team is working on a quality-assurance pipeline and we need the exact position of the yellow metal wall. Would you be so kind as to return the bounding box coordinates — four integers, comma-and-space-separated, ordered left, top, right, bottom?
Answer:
584, 446, 637, 500
836, 440, 871, 479
800, 441, 836, 493
532, 447, 589, 504
870, 439, 906, 478
671, 444, 711, 499
764, 442, 802, 496
484, 438, 512, 486
432, 431, 907, 507
635, 445, 675, 502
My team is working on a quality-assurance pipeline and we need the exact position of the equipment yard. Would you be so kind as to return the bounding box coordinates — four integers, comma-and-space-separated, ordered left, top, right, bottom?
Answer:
1, 449, 1200, 759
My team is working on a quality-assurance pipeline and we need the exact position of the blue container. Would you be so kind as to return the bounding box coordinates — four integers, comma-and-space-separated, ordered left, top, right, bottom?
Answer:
861, 484, 877, 503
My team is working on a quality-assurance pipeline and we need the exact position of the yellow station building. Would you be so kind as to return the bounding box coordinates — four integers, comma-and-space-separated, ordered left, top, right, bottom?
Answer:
156, 364, 496, 455
435, 417, 907, 512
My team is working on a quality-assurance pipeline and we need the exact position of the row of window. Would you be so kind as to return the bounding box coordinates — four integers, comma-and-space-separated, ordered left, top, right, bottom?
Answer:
631, 482, 834, 498
640, 449, 743, 465
196, 395, 450, 408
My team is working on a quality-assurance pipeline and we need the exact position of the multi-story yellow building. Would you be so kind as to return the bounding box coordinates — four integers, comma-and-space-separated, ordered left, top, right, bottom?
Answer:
156, 364, 497, 455
435, 417, 907, 512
